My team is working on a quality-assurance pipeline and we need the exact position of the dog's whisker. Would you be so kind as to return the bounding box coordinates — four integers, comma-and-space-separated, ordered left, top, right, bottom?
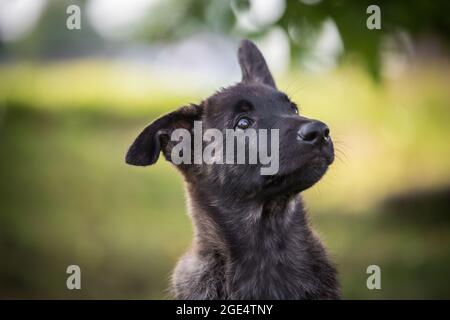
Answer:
284, 79, 310, 99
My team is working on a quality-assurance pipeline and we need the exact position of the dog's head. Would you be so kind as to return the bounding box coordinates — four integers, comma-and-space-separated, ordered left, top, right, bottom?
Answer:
126, 40, 333, 199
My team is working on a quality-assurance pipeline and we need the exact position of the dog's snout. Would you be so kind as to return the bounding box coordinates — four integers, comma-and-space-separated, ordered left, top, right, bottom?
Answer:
297, 121, 330, 145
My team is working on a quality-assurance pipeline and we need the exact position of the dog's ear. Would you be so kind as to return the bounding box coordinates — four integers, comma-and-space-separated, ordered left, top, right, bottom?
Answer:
125, 104, 202, 166
238, 39, 276, 88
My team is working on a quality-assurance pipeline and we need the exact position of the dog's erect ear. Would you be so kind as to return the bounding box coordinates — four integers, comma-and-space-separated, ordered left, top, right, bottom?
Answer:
238, 39, 276, 88
125, 104, 202, 166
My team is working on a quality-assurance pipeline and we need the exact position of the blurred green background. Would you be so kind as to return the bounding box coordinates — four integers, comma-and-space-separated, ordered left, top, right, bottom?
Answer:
0, 0, 449, 299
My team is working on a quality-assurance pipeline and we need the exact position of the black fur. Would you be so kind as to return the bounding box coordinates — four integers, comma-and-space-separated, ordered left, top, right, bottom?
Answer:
126, 39, 340, 299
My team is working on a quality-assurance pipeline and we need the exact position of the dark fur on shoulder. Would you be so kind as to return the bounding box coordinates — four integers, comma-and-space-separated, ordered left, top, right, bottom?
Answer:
126, 40, 340, 299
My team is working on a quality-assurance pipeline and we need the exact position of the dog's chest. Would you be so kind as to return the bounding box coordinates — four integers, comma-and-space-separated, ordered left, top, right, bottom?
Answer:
225, 243, 325, 299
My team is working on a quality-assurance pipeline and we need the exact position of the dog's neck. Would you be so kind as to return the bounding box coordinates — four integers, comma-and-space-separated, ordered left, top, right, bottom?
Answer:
188, 183, 312, 251
186, 183, 323, 298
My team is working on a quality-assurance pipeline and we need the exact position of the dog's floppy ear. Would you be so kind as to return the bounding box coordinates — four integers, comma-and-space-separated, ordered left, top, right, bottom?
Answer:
125, 104, 202, 166
238, 39, 276, 88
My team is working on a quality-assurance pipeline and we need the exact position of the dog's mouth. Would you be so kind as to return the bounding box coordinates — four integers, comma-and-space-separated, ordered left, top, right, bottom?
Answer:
323, 147, 334, 165
267, 161, 327, 186
262, 151, 332, 193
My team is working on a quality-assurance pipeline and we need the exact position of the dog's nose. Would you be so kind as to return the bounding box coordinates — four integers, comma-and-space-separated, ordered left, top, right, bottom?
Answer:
297, 121, 330, 145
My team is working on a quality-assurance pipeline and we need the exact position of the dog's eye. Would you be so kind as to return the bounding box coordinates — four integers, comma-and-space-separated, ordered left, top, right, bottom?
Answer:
235, 117, 252, 130
291, 104, 299, 114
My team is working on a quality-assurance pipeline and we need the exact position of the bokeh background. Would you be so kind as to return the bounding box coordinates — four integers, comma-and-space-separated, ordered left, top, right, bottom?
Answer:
0, 0, 449, 299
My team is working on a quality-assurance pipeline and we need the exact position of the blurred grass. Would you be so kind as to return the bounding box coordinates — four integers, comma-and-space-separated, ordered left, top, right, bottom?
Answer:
0, 60, 449, 298
0, 60, 203, 116
0, 106, 192, 298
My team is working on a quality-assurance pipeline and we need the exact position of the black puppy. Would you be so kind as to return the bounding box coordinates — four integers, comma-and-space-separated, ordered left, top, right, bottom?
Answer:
126, 40, 340, 299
